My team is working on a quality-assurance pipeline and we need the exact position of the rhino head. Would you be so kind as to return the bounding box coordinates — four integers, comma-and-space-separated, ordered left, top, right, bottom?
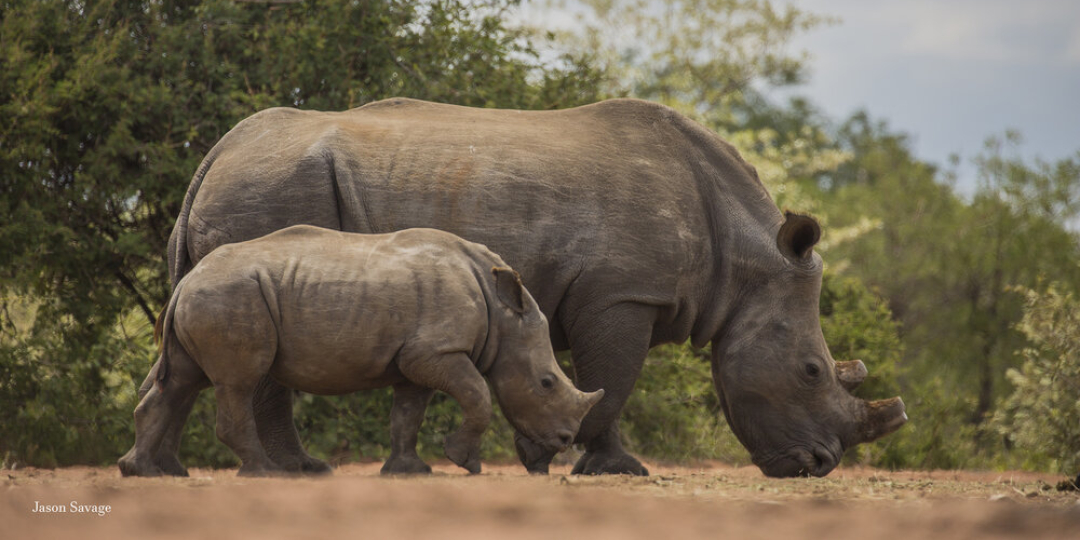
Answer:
484, 267, 604, 454
711, 213, 907, 477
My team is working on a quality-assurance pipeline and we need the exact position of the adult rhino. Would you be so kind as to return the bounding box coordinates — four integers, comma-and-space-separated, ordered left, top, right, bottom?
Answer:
143, 97, 906, 478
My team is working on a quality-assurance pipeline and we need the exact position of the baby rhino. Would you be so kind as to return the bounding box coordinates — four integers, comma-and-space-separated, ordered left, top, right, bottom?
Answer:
119, 225, 602, 477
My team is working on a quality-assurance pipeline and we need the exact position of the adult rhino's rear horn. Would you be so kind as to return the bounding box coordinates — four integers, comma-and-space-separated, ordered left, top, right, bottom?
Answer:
857, 397, 907, 443
836, 360, 868, 392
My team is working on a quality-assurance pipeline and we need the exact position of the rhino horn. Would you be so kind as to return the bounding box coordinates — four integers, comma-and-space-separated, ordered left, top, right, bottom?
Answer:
836, 360, 868, 392
579, 389, 605, 418
857, 396, 908, 443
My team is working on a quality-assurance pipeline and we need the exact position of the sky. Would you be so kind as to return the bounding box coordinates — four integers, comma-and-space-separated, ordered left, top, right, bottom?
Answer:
520, 0, 1080, 195
776, 0, 1080, 194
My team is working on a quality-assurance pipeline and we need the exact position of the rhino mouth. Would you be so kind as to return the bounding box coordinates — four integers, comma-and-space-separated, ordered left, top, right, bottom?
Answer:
512, 424, 577, 456
755, 444, 841, 478
714, 384, 842, 478
536, 428, 576, 453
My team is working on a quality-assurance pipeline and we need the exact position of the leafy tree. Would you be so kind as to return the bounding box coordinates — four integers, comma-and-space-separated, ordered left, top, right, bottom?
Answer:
0, 0, 603, 467
994, 283, 1080, 474
531, 0, 848, 211
821, 114, 1080, 468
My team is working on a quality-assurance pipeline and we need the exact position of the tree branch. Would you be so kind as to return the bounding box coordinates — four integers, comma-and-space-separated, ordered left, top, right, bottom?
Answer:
114, 270, 157, 328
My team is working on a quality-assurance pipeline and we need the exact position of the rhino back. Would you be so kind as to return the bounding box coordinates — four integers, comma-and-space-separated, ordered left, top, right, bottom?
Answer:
188, 99, 780, 347
175, 226, 492, 395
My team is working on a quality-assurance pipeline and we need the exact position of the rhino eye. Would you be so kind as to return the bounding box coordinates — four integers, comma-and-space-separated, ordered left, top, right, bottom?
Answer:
804, 363, 821, 378
540, 376, 555, 389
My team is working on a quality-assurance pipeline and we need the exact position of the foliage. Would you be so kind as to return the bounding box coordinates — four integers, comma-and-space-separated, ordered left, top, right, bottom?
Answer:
0, 303, 155, 467
993, 283, 1080, 474
621, 344, 746, 464
0, 0, 603, 467
530, 0, 849, 211
820, 114, 1080, 469
290, 388, 520, 466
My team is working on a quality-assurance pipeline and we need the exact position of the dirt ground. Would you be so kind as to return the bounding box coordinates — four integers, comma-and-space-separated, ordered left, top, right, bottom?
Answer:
3, 460, 1079, 540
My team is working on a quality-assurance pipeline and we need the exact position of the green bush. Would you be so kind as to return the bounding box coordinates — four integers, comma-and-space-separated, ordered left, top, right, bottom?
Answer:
0, 305, 154, 468
621, 343, 748, 465
290, 388, 519, 465
993, 283, 1080, 474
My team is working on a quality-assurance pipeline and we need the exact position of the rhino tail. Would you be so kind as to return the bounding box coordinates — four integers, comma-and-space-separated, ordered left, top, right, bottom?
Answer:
153, 304, 166, 352
155, 277, 190, 386
169, 141, 226, 289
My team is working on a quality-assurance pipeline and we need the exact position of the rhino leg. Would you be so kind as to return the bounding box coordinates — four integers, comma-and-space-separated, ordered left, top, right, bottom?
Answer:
136, 359, 193, 476
381, 382, 435, 475
141, 366, 325, 477
153, 390, 199, 476
120, 349, 208, 477
215, 381, 288, 477
564, 302, 654, 476
400, 352, 491, 474
252, 377, 332, 475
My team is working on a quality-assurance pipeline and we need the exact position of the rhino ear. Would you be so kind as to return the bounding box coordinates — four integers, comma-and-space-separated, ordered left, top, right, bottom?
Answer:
493, 266, 526, 314
777, 212, 821, 262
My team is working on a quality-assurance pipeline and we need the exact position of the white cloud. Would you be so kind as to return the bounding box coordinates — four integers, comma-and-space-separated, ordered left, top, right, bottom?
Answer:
794, 0, 1080, 65
1067, 26, 1080, 63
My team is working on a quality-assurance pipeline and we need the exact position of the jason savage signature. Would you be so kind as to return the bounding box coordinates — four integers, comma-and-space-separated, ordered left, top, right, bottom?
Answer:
32, 501, 112, 516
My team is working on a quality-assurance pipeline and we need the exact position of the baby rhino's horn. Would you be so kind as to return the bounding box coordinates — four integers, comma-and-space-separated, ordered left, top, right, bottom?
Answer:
578, 389, 604, 418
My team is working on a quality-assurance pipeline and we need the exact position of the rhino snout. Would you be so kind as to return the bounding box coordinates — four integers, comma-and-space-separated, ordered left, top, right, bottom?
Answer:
554, 429, 574, 451
530, 389, 603, 453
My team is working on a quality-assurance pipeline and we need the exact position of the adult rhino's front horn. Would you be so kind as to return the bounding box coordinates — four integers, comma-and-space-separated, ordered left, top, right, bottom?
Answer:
855, 396, 908, 443
836, 359, 907, 443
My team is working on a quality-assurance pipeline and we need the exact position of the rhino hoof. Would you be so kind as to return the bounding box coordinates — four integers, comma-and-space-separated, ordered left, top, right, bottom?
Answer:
237, 463, 289, 477
571, 451, 649, 476
445, 433, 481, 474
299, 457, 333, 475
153, 453, 189, 477
117, 455, 165, 478
381, 456, 433, 475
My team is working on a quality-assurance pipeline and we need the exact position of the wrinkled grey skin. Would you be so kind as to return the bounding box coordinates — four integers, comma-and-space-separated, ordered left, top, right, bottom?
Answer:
140, 98, 906, 478
119, 226, 602, 477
